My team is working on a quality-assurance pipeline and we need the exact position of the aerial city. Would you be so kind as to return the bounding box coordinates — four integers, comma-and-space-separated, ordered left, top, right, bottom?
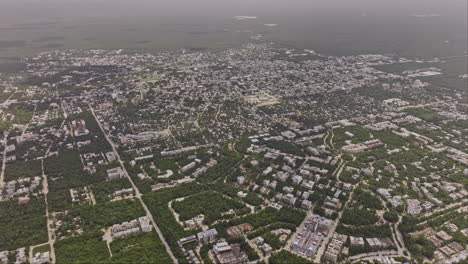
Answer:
0, 0, 467, 264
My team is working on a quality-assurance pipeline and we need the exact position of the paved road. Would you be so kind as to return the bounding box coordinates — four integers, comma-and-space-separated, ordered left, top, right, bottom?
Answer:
376, 194, 407, 257
28, 242, 49, 264
313, 160, 352, 263
333, 159, 346, 181
349, 250, 401, 260
286, 209, 314, 249
393, 220, 407, 256
0, 132, 8, 200
329, 128, 336, 152
89, 104, 178, 264
419, 201, 467, 225
20, 104, 38, 138
31, 103, 69, 264
41, 159, 56, 264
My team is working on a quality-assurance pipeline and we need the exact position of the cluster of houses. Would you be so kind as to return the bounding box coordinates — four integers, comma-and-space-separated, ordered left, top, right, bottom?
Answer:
82, 151, 117, 174
445, 147, 468, 166
377, 177, 468, 217
326, 234, 396, 261
416, 227, 467, 263
177, 229, 218, 264
291, 216, 333, 257
3, 176, 41, 202
52, 211, 83, 239
160, 144, 216, 157
70, 186, 94, 205
213, 242, 248, 264
226, 224, 254, 238
106, 167, 125, 181
183, 215, 204, 230
179, 156, 218, 179
441, 182, 468, 201
341, 139, 384, 154
71, 119, 89, 137
119, 130, 170, 144
0, 247, 27, 264
324, 233, 348, 263
322, 182, 353, 215
251, 228, 292, 257
177, 228, 219, 248
352, 237, 394, 250
406, 199, 422, 215
252, 237, 273, 256
393, 128, 433, 145
109, 188, 134, 201
252, 160, 331, 210
244, 130, 359, 219
82, 153, 104, 173
1, 99, 71, 162
177, 228, 251, 264
32, 251, 50, 264
109, 216, 152, 240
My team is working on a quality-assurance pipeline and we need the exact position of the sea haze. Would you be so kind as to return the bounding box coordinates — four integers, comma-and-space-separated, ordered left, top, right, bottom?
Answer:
0, 0, 466, 59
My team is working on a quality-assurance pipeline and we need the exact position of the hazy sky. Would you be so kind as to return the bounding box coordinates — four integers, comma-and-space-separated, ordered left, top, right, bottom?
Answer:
1, 0, 466, 23
0, 0, 466, 58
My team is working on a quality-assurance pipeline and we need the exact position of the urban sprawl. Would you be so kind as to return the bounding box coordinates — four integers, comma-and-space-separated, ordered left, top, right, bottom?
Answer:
0, 42, 467, 264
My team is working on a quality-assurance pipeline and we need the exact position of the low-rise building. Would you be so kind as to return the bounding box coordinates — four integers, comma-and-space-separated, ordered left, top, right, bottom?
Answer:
350, 236, 364, 247
213, 242, 248, 264
32, 252, 50, 264
197, 229, 218, 244
406, 199, 422, 215
107, 167, 125, 180
324, 233, 347, 263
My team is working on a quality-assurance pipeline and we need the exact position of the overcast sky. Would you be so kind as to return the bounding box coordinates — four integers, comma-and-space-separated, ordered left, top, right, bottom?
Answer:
0, 0, 465, 59
1, 0, 466, 24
